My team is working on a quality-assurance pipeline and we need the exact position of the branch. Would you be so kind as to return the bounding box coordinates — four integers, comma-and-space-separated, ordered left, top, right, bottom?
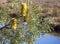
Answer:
0, 19, 12, 30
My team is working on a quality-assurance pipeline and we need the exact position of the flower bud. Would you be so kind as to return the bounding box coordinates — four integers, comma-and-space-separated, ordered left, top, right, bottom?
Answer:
11, 18, 17, 30
21, 3, 27, 16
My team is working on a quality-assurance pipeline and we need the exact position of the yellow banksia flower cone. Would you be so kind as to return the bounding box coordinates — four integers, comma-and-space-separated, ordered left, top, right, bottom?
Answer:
11, 18, 17, 30
21, 3, 28, 17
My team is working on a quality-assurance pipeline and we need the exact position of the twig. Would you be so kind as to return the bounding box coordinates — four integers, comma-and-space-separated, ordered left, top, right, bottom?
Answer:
0, 19, 12, 30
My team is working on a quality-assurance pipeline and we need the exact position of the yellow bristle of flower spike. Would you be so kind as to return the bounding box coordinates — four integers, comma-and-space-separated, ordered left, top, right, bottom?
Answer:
12, 18, 17, 23
11, 18, 17, 30
21, 3, 27, 16
12, 23, 17, 30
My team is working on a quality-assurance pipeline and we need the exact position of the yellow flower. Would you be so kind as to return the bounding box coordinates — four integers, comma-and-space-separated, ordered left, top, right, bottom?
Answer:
11, 18, 17, 30
21, 3, 27, 16
12, 23, 17, 30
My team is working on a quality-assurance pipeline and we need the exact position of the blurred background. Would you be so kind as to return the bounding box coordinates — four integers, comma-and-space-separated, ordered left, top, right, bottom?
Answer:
0, 0, 60, 44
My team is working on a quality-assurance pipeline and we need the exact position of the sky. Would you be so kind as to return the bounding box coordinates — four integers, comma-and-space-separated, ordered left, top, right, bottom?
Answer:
34, 34, 60, 44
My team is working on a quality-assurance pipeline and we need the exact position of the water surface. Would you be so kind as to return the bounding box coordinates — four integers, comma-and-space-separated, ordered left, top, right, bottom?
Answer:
34, 34, 60, 44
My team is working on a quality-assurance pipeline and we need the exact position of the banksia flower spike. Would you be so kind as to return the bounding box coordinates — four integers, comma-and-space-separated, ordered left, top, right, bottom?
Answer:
21, 3, 28, 17
11, 18, 17, 30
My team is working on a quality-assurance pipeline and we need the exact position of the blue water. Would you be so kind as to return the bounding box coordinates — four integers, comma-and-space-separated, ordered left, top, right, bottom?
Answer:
34, 34, 60, 44
0, 24, 4, 28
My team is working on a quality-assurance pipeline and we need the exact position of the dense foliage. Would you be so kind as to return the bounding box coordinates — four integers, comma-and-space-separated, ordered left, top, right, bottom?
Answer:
0, 0, 51, 44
